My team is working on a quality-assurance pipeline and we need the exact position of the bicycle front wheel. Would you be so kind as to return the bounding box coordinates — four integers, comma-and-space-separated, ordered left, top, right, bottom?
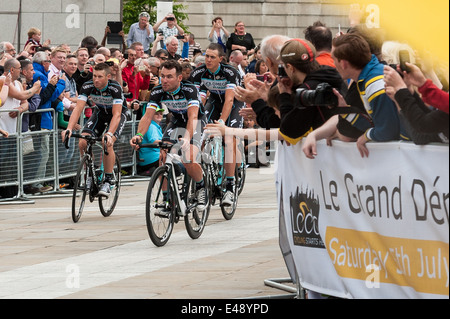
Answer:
185, 169, 210, 239
72, 155, 90, 223
220, 165, 239, 220
146, 166, 175, 247
99, 153, 121, 217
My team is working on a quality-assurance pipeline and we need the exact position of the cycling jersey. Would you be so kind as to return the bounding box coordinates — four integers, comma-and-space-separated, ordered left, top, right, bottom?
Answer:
147, 81, 206, 149
147, 81, 204, 125
190, 63, 242, 102
78, 79, 125, 114
190, 63, 244, 128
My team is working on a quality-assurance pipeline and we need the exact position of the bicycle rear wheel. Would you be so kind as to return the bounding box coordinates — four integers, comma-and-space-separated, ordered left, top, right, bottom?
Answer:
146, 166, 175, 247
72, 155, 90, 223
185, 169, 210, 239
99, 154, 121, 217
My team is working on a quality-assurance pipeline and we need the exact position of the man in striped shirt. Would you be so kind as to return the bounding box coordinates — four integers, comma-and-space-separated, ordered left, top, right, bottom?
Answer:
332, 33, 410, 157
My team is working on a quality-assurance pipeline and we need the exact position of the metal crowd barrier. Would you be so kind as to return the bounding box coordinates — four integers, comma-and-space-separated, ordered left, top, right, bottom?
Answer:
0, 108, 143, 205
1, 107, 278, 205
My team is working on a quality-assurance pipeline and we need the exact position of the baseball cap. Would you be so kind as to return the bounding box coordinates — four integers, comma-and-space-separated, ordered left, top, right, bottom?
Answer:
279, 38, 316, 65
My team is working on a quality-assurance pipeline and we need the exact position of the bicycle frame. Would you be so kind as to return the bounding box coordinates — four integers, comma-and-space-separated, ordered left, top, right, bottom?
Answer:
164, 151, 188, 216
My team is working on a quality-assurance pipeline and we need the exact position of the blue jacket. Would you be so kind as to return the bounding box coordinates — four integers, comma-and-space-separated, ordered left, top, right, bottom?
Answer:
357, 55, 409, 141
138, 120, 162, 166
32, 63, 66, 130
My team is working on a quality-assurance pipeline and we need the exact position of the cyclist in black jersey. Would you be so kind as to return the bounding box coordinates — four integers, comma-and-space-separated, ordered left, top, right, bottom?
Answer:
130, 60, 207, 211
62, 63, 127, 197
190, 43, 244, 207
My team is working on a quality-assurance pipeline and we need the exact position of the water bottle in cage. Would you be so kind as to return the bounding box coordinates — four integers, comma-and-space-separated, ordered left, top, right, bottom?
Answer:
213, 136, 222, 164
173, 161, 186, 192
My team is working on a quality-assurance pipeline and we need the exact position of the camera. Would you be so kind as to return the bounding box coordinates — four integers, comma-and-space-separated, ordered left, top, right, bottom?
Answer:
399, 50, 411, 73
105, 60, 115, 66
166, 17, 175, 21
176, 35, 185, 39
256, 74, 268, 82
278, 64, 288, 78
295, 83, 338, 108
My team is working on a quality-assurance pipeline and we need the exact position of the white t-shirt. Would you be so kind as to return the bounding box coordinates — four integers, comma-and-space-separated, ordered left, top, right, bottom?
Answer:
0, 78, 22, 134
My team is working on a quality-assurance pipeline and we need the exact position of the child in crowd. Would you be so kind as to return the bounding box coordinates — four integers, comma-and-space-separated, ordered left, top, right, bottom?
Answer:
24, 27, 51, 50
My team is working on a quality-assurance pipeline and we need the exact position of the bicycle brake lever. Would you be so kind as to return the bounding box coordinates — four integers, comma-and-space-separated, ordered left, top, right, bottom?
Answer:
64, 130, 71, 149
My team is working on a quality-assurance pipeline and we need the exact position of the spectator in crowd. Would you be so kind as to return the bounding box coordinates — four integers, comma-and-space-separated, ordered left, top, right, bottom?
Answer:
226, 21, 256, 56
19, 59, 41, 133
129, 42, 146, 59
235, 34, 291, 129
122, 47, 151, 118
24, 27, 51, 50
61, 54, 78, 119
276, 38, 347, 145
153, 13, 185, 56
181, 61, 193, 82
93, 53, 106, 65
110, 48, 124, 61
32, 47, 67, 193
188, 34, 202, 59
304, 21, 335, 68
208, 17, 230, 54
153, 48, 169, 65
72, 47, 91, 92
246, 44, 262, 74
331, 33, 410, 157
96, 47, 111, 61
383, 64, 448, 144
229, 49, 245, 77
137, 107, 164, 176
0, 59, 38, 198
255, 59, 268, 75
0, 41, 35, 60
193, 54, 206, 68
80, 36, 98, 57
0, 58, 37, 134
165, 36, 182, 61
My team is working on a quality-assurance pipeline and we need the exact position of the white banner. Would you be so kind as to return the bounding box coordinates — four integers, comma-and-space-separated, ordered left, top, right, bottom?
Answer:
275, 140, 449, 298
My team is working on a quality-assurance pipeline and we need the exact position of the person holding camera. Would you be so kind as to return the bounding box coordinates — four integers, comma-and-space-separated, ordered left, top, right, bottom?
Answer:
276, 38, 347, 146
331, 33, 410, 157
153, 13, 185, 56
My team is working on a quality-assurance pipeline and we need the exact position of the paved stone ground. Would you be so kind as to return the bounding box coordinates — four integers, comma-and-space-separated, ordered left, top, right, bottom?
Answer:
0, 166, 297, 300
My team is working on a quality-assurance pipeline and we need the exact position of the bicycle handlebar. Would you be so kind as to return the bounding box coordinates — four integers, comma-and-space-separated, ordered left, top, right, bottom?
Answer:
135, 141, 178, 163
64, 131, 109, 155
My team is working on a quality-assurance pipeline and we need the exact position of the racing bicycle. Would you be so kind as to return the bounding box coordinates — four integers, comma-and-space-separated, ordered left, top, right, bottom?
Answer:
140, 142, 211, 247
64, 132, 121, 223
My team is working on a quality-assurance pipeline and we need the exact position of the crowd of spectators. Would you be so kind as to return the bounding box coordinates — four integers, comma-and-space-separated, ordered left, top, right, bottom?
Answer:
1, 10, 448, 200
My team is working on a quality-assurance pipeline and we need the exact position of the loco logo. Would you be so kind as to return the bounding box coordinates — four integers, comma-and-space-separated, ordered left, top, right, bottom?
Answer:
290, 187, 325, 248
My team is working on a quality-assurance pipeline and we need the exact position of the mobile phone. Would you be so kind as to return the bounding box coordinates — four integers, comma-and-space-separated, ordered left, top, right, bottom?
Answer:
278, 64, 288, 78
399, 50, 411, 73
176, 35, 185, 39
